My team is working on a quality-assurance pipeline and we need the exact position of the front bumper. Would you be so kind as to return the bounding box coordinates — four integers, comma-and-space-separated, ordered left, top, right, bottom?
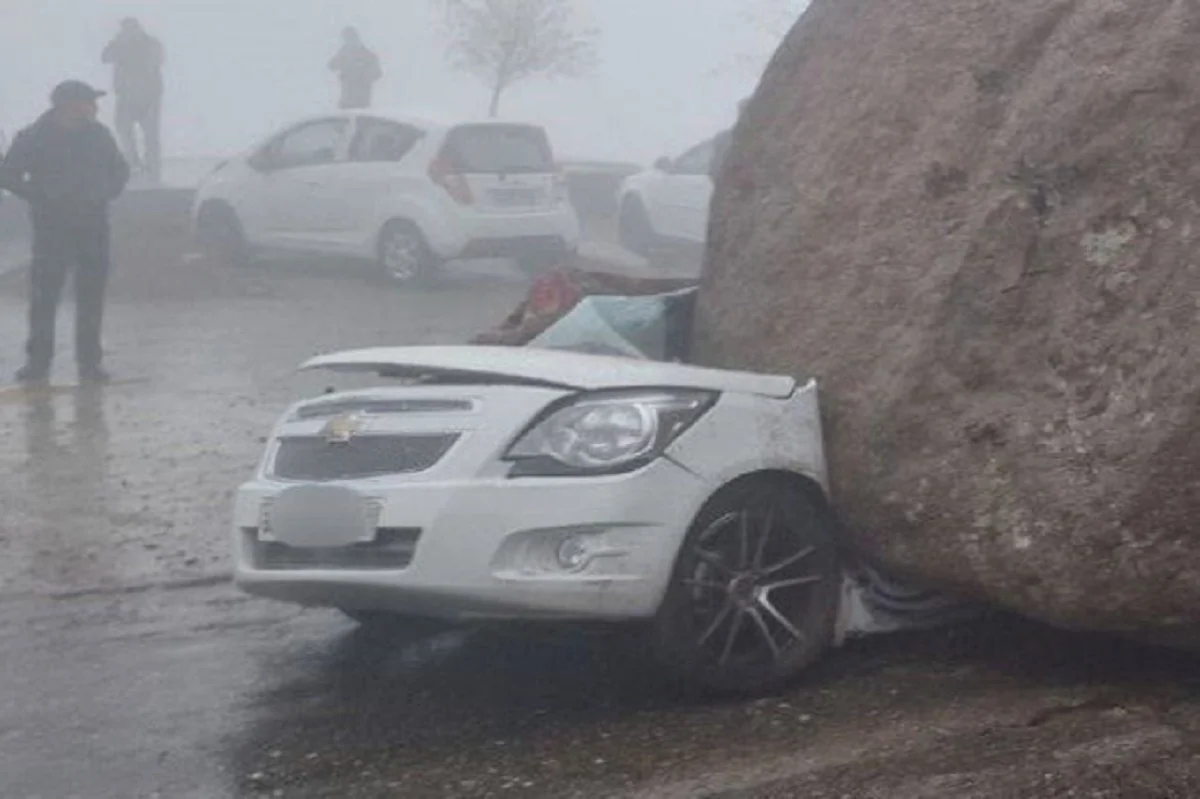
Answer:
232, 459, 710, 621
460, 234, 575, 261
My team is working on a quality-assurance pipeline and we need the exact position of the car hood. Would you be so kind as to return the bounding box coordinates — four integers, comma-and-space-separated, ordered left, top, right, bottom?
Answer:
301, 346, 799, 398
619, 169, 656, 194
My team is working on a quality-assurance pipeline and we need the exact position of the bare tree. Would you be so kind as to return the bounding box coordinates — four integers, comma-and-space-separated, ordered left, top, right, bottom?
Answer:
434, 0, 598, 117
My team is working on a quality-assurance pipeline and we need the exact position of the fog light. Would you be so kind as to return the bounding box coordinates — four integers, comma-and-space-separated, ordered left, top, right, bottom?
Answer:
556, 535, 594, 572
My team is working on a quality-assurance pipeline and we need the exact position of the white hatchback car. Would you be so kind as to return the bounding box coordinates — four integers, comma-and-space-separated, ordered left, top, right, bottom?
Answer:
234, 345, 849, 693
617, 136, 716, 257
234, 345, 975, 692
192, 112, 581, 284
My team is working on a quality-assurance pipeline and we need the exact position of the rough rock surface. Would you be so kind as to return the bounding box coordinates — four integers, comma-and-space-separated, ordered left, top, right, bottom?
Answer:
695, 0, 1200, 640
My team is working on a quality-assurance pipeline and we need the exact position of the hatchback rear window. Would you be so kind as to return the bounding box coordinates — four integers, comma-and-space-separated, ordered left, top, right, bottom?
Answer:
444, 125, 553, 174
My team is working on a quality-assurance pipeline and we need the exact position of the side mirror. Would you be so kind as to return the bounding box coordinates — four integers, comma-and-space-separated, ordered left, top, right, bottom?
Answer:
654, 156, 673, 173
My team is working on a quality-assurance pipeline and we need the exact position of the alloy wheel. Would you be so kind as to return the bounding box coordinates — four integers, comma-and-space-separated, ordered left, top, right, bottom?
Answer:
382, 231, 424, 283
653, 479, 840, 694
686, 506, 823, 667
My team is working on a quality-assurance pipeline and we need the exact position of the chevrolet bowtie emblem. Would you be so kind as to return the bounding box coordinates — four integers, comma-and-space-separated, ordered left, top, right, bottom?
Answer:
322, 413, 363, 444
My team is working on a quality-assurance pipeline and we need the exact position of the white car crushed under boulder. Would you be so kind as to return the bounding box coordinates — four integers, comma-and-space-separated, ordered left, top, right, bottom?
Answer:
232, 294, 973, 694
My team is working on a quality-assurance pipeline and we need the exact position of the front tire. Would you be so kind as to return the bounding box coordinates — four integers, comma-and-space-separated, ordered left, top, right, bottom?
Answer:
618, 197, 658, 259
653, 476, 841, 695
195, 202, 249, 268
377, 221, 439, 286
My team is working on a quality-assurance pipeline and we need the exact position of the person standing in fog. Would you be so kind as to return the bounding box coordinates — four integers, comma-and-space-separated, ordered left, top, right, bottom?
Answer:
102, 17, 165, 183
0, 81, 129, 385
329, 26, 382, 110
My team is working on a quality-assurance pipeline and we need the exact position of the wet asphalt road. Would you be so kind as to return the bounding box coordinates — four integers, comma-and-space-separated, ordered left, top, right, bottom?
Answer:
2, 252, 1199, 798
0, 256, 524, 797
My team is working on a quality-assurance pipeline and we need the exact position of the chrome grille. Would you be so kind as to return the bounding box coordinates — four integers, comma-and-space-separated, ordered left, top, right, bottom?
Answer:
272, 434, 458, 481
245, 527, 421, 571
295, 398, 475, 420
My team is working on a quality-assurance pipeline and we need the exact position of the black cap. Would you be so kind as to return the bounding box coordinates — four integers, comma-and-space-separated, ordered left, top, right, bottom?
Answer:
50, 80, 107, 108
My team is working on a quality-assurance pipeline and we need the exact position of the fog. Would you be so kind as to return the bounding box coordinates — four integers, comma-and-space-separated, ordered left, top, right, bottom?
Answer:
0, 0, 804, 165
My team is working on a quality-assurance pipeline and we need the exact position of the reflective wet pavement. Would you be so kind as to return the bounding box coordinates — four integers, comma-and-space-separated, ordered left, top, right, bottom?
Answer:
7, 576, 1200, 798
0, 257, 529, 597
1, 257, 1198, 798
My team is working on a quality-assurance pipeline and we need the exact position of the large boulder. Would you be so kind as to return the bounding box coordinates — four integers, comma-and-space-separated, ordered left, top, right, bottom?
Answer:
695, 0, 1200, 642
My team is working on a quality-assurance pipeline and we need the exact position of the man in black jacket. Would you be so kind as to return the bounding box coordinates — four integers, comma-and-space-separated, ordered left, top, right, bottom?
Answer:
0, 81, 130, 385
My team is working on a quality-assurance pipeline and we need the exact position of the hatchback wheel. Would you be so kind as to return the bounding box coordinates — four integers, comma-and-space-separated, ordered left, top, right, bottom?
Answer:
196, 203, 249, 268
618, 197, 658, 259
377, 221, 438, 286
653, 476, 841, 695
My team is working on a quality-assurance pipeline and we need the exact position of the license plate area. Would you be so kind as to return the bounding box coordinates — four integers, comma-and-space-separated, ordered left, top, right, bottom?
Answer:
249, 528, 421, 571
489, 187, 544, 207
262, 485, 378, 548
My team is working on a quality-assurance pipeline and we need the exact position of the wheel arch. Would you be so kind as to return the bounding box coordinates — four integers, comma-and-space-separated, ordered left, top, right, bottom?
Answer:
752, 468, 827, 500
618, 186, 645, 210
694, 468, 834, 526
192, 198, 249, 261
372, 191, 451, 258
618, 190, 651, 222
654, 466, 838, 609
194, 197, 238, 227
375, 216, 425, 256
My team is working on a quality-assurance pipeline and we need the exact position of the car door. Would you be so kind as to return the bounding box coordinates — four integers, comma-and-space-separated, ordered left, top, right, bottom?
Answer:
235, 118, 352, 251
332, 118, 426, 253
654, 138, 716, 245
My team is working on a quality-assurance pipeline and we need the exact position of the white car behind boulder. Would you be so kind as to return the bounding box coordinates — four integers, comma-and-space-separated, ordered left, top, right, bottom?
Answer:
617, 136, 717, 258
192, 112, 581, 285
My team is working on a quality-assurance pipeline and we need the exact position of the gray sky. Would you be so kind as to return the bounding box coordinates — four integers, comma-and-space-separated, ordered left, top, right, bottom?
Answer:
0, 0, 804, 164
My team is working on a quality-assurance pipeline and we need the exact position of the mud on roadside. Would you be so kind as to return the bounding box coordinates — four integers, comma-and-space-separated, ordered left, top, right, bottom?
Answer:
217, 614, 1200, 799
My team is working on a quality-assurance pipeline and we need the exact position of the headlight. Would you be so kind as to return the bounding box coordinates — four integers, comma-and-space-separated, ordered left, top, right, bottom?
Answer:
505, 389, 717, 476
